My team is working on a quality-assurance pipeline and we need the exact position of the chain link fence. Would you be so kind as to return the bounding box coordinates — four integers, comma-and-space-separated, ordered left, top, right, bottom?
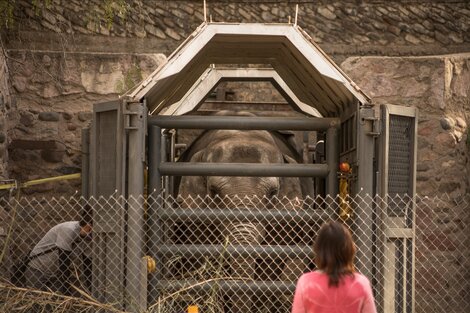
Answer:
0, 192, 468, 313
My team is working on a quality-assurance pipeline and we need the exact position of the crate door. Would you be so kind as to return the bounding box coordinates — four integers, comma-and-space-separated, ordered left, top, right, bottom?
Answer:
378, 104, 418, 313
90, 100, 126, 307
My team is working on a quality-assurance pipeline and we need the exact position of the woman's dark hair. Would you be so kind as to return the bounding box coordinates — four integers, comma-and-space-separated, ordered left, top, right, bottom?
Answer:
314, 220, 356, 287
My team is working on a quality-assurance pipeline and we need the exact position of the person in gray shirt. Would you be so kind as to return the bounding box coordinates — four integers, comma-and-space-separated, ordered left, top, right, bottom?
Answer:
25, 218, 92, 295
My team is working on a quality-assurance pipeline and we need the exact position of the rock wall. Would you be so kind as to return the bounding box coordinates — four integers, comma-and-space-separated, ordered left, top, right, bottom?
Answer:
341, 55, 470, 197
341, 54, 470, 313
6, 50, 165, 195
5, 1, 469, 59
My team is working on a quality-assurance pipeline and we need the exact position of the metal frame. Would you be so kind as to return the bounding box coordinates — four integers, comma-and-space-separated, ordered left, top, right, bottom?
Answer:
127, 23, 370, 116
147, 115, 339, 196
354, 104, 376, 279
147, 114, 340, 303
125, 101, 147, 311
161, 67, 321, 117
86, 21, 418, 313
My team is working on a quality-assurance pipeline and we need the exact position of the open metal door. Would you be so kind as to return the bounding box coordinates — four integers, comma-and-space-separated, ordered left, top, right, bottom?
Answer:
89, 100, 126, 307
378, 104, 418, 313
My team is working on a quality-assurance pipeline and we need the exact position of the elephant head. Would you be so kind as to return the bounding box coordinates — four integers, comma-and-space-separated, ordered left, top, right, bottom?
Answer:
177, 129, 303, 207
175, 111, 309, 207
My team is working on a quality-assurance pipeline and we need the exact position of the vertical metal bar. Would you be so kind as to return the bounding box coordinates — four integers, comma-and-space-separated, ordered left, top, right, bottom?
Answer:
126, 102, 146, 311
326, 127, 339, 197
162, 130, 169, 198
355, 106, 375, 280
169, 130, 176, 197
81, 128, 90, 200
148, 125, 162, 304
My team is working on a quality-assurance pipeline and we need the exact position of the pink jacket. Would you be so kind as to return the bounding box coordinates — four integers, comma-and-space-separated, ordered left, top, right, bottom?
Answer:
291, 271, 377, 313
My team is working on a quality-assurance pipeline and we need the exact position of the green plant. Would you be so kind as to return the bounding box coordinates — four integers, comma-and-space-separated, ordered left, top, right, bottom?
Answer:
104, 0, 129, 29
0, 0, 129, 30
0, 0, 15, 29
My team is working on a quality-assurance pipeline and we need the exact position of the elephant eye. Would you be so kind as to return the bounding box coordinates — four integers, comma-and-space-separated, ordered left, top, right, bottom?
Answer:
267, 188, 278, 199
208, 186, 219, 198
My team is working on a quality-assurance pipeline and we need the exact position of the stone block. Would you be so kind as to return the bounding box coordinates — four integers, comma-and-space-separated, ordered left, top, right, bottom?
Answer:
317, 6, 336, 20
10, 139, 58, 150
38, 112, 60, 122
12, 77, 26, 93
455, 117, 467, 129
42, 54, 52, 67
41, 149, 65, 163
62, 112, 73, 120
145, 24, 166, 39
164, 28, 181, 41
440, 117, 455, 130
43, 84, 61, 98
77, 112, 92, 122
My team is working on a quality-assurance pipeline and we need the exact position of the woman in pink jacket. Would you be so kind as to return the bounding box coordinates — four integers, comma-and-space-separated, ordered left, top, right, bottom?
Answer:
291, 221, 377, 313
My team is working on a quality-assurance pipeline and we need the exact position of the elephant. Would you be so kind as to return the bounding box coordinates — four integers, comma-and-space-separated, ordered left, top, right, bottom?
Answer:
168, 111, 313, 312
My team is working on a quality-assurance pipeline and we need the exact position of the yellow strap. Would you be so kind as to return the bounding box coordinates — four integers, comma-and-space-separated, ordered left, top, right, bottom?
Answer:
0, 173, 81, 190
0, 182, 17, 190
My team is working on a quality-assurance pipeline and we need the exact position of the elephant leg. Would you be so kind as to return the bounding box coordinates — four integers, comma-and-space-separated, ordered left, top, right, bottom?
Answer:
224, 222, 264, 313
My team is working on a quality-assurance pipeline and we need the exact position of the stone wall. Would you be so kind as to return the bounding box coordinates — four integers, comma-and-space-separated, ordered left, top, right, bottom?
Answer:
5, 1, 469, 60
341, 55, 470, 197
6, 50, 165, 195
341, 54, 470, 312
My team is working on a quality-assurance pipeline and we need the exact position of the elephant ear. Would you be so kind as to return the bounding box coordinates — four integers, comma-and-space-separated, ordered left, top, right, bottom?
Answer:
177, 150, 207, 208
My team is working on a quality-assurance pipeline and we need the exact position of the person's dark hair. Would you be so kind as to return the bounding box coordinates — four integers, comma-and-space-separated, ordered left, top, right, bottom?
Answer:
79, 213, 93, 227
314, 220, 356, 287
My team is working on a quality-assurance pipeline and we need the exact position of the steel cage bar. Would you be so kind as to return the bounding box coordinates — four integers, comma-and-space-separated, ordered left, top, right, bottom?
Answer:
159, 162, 329, 177
148, 115, 340, 131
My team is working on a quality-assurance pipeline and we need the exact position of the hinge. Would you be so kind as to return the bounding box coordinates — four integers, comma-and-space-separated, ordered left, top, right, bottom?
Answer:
123, 102, 144, 131
360, 107, 380, 137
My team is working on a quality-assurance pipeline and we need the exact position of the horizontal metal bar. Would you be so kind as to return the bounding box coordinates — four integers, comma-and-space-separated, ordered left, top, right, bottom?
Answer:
158, 207, 332, 224
148, 115, 340, 130
156, 244, 314, 259
159, 162, 329, 177
156, 280, 296, 295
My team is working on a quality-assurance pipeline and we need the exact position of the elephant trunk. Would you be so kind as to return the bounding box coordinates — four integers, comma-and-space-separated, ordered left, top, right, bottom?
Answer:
224, 221, 264, 312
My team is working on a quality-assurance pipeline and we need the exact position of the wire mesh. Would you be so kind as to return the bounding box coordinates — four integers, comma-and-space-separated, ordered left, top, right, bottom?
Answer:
0, 193, 468, 313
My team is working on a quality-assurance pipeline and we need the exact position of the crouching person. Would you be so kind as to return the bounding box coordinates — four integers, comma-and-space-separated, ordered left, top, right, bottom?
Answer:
24, 218, 92, 295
